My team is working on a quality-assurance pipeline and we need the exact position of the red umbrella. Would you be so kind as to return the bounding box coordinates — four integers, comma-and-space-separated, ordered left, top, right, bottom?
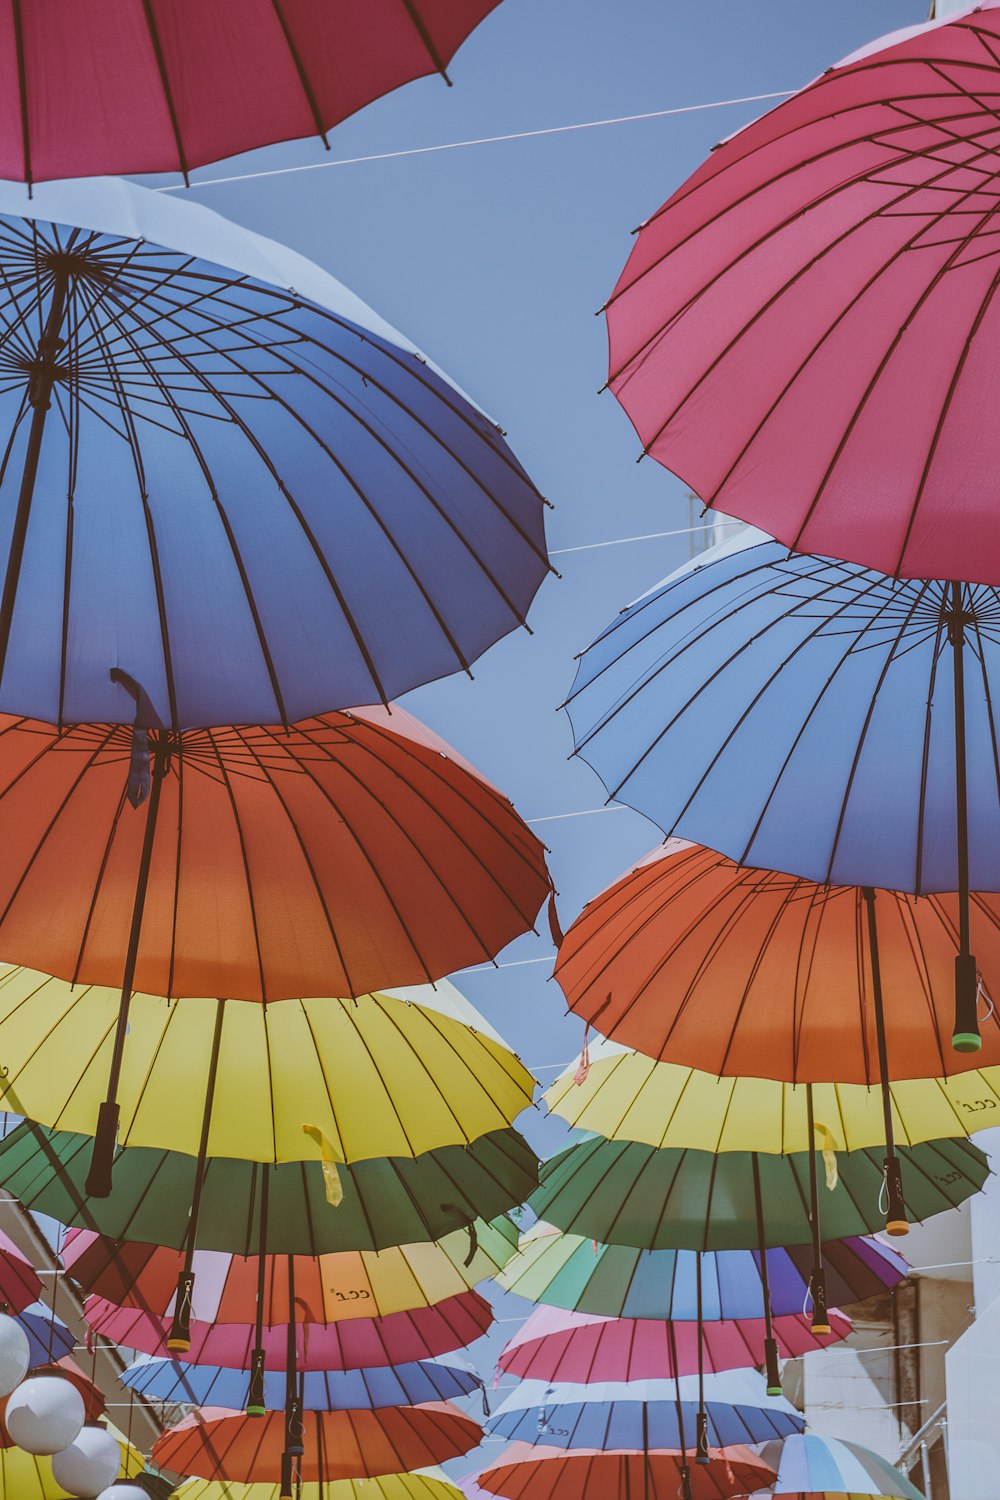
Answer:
83, 1290, 493, 1370
476, 1443, 775, 1500
152, 1405, 483, 1482
0, 2, 503, 185
605, 2, 1000, 585
0, 1229, 42, 1314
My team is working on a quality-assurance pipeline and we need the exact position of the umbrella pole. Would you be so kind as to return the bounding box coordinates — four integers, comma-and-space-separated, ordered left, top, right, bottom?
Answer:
0, 265, 70, 684
167, 997, 226, 1352
695, 1254, 708, 1464
949, 579, 982, 1052
752, 1154, 782, 1396
862, 886, 908, 1236
247, 1164, 270, 1417
282, 1252, 304, 1500
667, 1320, 693, 1500
801, 1109, 830, 1336
85, 733, 169, 1198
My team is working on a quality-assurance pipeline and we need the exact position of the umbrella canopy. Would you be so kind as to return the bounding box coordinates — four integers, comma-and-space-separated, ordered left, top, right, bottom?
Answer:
486, 1373, 802, 1449
0, 1227, 42, 1313
0, 711, 549, 1004
496, 1305, 851, 1384
496, 1224, 908, 1321
529, 1136, 987, 1251
0, 177, 546, 728
476, 1443, 776, 1500
0, 1432, 143, 1497
0, 973, 535, 1159
0, 4, 503, 184
62, 1222, 515, 1323
0, 1123, 534, 1253
121, 1354, 483, 1411
604, 4, 1000, 585
758, 1433, 924, 1498
553, 840, 1000, 1083
15, 1308, 75, 1366
85, 1289, 494, 1370
153, 1405, 483, 1482
547, 1038, 1000, 1150
175, 1472, 466, 1500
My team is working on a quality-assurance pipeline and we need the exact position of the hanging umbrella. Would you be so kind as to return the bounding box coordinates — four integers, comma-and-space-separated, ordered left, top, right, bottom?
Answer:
604, 3, 1000, 587
15, 1307, 75, 1367
0, 1431, 143, 1498
0, 177, 546, 729
84, 1288, 494, 1370
495, 1223, 907, 1321
0, 4, 505, 185
495, 1305, 850, 1385
0, 1229, 43, 1313
529, 1135, 987, 1251
0, 1123, 535, 1253
486, 1373, 802, 1449
567, 539, 1000, 1053
546, 1038, 1000, 1152
175, 1473, 467, 1500
152, 1405, 483, 1482
756, 1432, 924, 1498
475, 1442, 776, 1500
121, 1354, 483, 1411
62, 1222, 515, 1323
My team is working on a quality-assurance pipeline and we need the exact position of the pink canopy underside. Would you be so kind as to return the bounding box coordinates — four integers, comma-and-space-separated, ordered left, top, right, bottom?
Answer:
607, 3, 1000, 584
495, 1305, 850, 1383
0, 0, 502, 181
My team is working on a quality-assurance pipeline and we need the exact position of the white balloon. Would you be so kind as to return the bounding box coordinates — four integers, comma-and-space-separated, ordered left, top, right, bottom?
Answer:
96, 1487, 148, 1500
0, 1313, 29, 1396
4, 1373, 85, 1455
51, 1424, 122, 1497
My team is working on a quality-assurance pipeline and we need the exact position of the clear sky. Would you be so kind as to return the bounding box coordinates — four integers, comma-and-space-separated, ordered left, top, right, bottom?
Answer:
144, 0, 921, 1466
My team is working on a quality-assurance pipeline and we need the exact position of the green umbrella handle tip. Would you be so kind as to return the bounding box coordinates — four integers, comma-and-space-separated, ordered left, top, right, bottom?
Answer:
953, 1032, 983, 1053
245, 1405, 266, 1418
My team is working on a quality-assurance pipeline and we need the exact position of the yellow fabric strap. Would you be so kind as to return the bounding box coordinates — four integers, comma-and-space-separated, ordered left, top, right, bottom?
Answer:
302, 1124, 344, 1206
812, 1121, 839, 1191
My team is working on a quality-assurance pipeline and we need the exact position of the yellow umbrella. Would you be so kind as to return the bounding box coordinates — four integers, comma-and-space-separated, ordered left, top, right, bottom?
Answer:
546, 1038, 1000, 1152
0, 968, 534, 1160
0, 1428, 144, 1498
175, 1468, 466, 1500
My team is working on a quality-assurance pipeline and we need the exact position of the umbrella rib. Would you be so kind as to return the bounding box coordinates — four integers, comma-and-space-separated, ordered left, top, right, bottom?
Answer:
202, 734, 269, 1002
269, 0, 331, 145
139, 0, 191, 183
399, 0, 451, 82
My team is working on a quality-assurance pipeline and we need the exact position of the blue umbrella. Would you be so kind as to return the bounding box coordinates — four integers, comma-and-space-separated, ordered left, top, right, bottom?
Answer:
121, 1355, 484, 1411
486, 1374, 802, 1450
757, 1432, 923, 1498
0, 177, 547, 731
567, 537, 1000, 1048
18, 1303, 75, 1365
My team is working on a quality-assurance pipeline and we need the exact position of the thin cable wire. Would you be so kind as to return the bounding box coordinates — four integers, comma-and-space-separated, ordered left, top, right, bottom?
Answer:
157, 92, 796, 193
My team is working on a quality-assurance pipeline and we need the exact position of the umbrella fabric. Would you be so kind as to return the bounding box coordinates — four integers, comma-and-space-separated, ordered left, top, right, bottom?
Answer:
0, 713, 549, 1003
496, 1224, 908, 1320
0, 1124, 535, 1253
566, 541, 1000, 894
547, 1039, 1000, 1149
153, 1405, 482, 1482
121, 1355, 482, 1410
486, 1373, 802, 1449
0, 1436, 143, 1497
84, 1289, 494, 1370
0, 178, 546, 728
15, 1306, 75, 1366
604, 4, 1000, 585
476, 1443, 776, 1500
496, 1304, 851, 1383
552, 840, 1000, 1082
176, 1473, 466, 1500
62, 1221, 516, 1322
757, 1432, 923, 1497
0, 1227, 43, 1313
529, 1136, 987, 1251
0, 4, 502, 184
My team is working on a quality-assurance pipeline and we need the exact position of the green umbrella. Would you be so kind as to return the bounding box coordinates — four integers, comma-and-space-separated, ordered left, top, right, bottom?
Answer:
0, 1122, 536, 1255
528, 1134, 988, 1252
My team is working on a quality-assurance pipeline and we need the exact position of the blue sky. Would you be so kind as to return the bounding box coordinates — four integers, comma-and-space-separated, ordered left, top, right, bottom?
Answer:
143, 0, 921, 1458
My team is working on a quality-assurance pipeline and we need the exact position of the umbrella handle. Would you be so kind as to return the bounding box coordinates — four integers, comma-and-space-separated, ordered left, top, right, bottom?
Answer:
808, 1267, 830, 1335
84, 1101, 120, 1199
882, 1157, 908, 1238
166, 1270, 194, 1354
764, 1335, 782, 1396
247, 1347, 266, 1418
955, 954, 982, 1053
695, 1410, 709, 1465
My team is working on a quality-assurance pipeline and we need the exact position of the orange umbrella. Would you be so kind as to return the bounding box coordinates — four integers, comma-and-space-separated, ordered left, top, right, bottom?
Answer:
555, 840, 1000, 1083
153, 1406, 483, 1483
475, 1442, 775, 1500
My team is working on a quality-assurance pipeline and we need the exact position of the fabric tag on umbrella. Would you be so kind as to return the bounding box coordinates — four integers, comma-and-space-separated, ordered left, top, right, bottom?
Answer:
813, 1121, 839, 1190
301, 1124, 344, 1206
574, 1024, 591, 1087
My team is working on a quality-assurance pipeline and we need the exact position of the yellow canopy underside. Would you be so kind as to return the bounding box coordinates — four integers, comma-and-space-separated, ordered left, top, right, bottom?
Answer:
545, 1048, 1000, 1153
0, 1433, 143, 1498
0, 967, 535, 1161
175, 1469, 464, 1500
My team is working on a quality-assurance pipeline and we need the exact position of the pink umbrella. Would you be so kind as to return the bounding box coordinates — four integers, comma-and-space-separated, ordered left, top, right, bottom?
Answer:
495, 1305, 851, 1385
606, 2, 1000, 585
84, 1290, 492, 1370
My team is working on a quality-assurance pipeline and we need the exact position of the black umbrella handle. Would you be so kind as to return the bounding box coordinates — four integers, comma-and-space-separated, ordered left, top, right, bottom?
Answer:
695, 1410, 709, 1465
166, 1269, 195, 1353
949, 582, 982, 1054
279, 1450, 294, 1500
883, 1156, 908, 1239
764, 1336, 781, 1396
954, 954, 981, 1053
247, 1347, 266, 1418
809, 1267, 830, 1335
